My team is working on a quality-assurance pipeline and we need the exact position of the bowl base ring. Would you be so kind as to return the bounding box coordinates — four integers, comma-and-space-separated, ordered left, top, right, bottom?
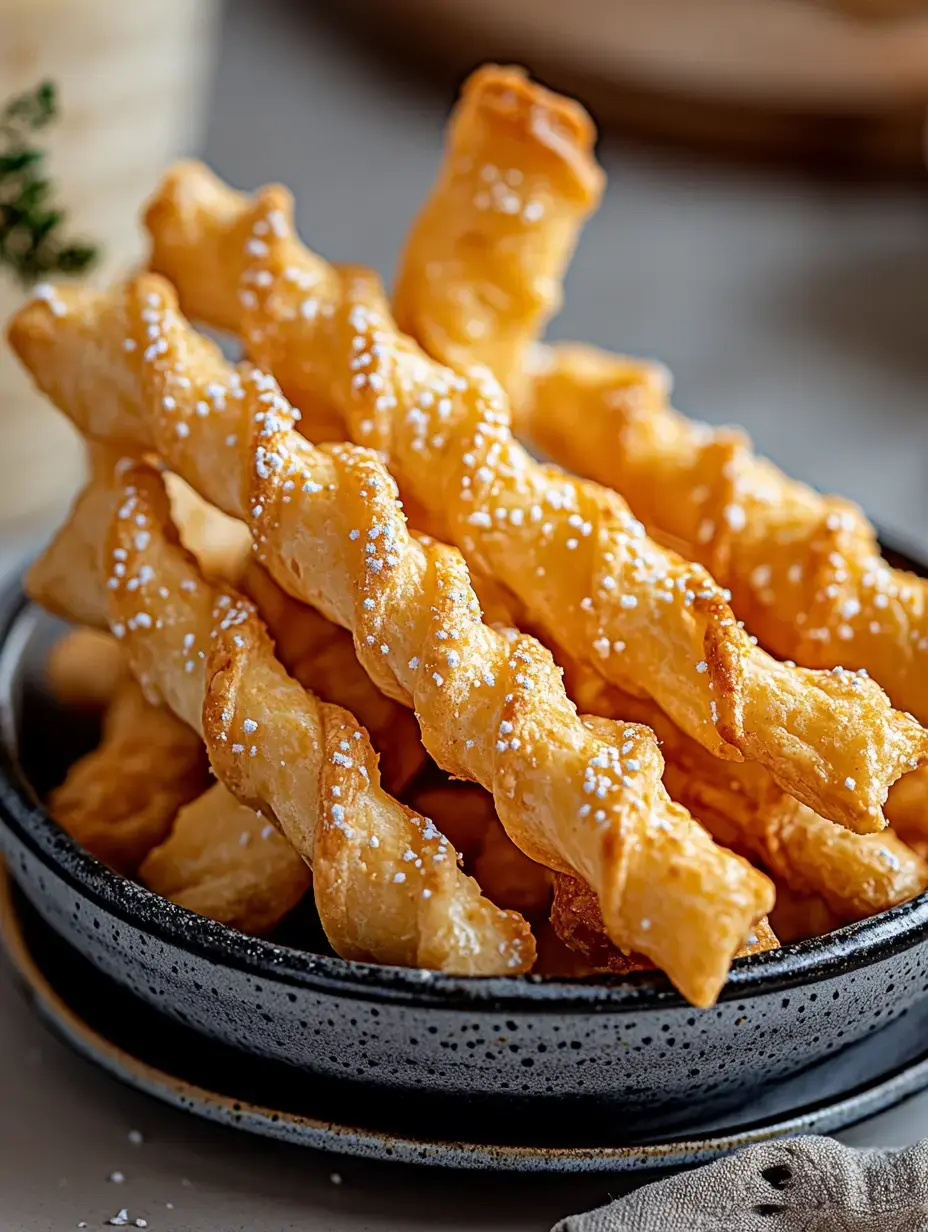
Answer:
2, 866, 928, 1174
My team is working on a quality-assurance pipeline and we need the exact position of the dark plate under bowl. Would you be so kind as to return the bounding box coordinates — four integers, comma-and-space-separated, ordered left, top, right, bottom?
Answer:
2, 542, 928, 1141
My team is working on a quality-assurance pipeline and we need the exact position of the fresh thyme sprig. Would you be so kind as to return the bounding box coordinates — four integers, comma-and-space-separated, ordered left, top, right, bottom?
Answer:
0, 80, 100, 287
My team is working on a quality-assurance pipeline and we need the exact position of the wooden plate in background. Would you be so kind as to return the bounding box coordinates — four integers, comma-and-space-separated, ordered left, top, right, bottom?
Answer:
358, 0, 928, 169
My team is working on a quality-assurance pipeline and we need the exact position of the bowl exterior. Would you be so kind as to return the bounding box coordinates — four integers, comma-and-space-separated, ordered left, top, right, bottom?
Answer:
3, 580, 928, 1131
3, 818, 927, 1129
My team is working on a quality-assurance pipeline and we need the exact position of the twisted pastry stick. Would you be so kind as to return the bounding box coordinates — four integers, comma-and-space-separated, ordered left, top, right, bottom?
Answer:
29, 459, 534, 975
524, 341, 928, 730
392, 64, 928, 750
409, 781, 554, 918
390, 65, 673, 450
43, 473, 411, 931
393, 69, 928, 737
47, 675, 209, 874
46, 627, 130, 713
393, 64, 603, 406
527, 351, 928, 837
392, 70, 928, 884
240, 559, 426, 796
551, 875, 779, 976
141, 783, 311, 936
389, 81, 915, 931
10, 279, 774, 1006
165, 470, 428, 794
568, 664, 928, 925
141, 165, 928, 832
173, 472, 553, 916
391, 64, 928, 848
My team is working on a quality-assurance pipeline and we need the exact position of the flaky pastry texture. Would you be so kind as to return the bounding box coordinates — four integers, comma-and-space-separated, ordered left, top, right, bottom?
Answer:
769, 882, 844, 946
569, 665, 928, 925
392, 62, 928, 750
242, 560, 426, 795
524, 344, 928, 841
138, 164, 928, 833
10, 278, 774, 1006
393, 64, 603, 407
164, 470, 253, 582
550, 874, 780, 976
409, 781, 554, 917
164, 473, 427, 794
28, 460, 534, 975
47, 676, 209, 873
46, 627, 130, 713
140, 783, 311, 935
393, 66, 928, 841
525, 342, 928, 731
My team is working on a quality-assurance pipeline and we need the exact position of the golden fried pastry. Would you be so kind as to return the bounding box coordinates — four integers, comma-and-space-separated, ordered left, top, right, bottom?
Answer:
165, 470, 252, 583
391, 72, 667, 453
137, 167, 928, 834
48, 676, 209, 873
407, 781, 496, 862
392, 63, 928, 770
162, 473, 427, 794
551, 874, 779, 977
29, 459, 534, 975
10, 278, 773, 1007
569, 663, 928, 924
887, 771, 928, 843
408, 781, 553, 916
524, 341, 928, 737
242, 561, 426, 795
474, 815, 554, 918
769, 883, 844, 946
518, 341, 928, 919
45, 626, 129, 713
394, 65, 925, 930
394, 64, 603, 407
523, 342, 928, 842
531, 919, 596, 977
391, 72, 928, 836
394, 65, 928, 842
140, 783, 311, 934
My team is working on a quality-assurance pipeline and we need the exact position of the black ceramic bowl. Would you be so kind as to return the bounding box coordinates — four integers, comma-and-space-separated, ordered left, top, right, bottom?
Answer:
3, 552, 928, 1143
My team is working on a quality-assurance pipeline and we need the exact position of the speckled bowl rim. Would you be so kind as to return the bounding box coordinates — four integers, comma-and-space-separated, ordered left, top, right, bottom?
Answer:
7, 866, 928, 1172
3, 548, 928, 1015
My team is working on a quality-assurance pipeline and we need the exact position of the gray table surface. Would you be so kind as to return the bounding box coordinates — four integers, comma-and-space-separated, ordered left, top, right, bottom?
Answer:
3, 2, 928, 1228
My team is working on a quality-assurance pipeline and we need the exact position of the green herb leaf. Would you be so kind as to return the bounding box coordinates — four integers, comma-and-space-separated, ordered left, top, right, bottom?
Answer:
0, 80, 101, 287
0, 150, 43, 176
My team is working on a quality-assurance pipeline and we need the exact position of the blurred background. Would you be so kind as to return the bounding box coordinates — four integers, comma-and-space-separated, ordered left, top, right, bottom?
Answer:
3, 0, 928, 542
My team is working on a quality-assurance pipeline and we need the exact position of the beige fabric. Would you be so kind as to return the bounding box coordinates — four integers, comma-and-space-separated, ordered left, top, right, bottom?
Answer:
554, 1136, 928, 1231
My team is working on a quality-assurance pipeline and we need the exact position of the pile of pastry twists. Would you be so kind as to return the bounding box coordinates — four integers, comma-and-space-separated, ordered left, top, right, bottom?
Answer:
32, 460, 533, 971
10, 65, 928, 1006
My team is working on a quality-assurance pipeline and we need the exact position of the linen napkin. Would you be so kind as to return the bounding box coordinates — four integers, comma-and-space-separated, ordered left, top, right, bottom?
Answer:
553, 1136, 928, 1230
